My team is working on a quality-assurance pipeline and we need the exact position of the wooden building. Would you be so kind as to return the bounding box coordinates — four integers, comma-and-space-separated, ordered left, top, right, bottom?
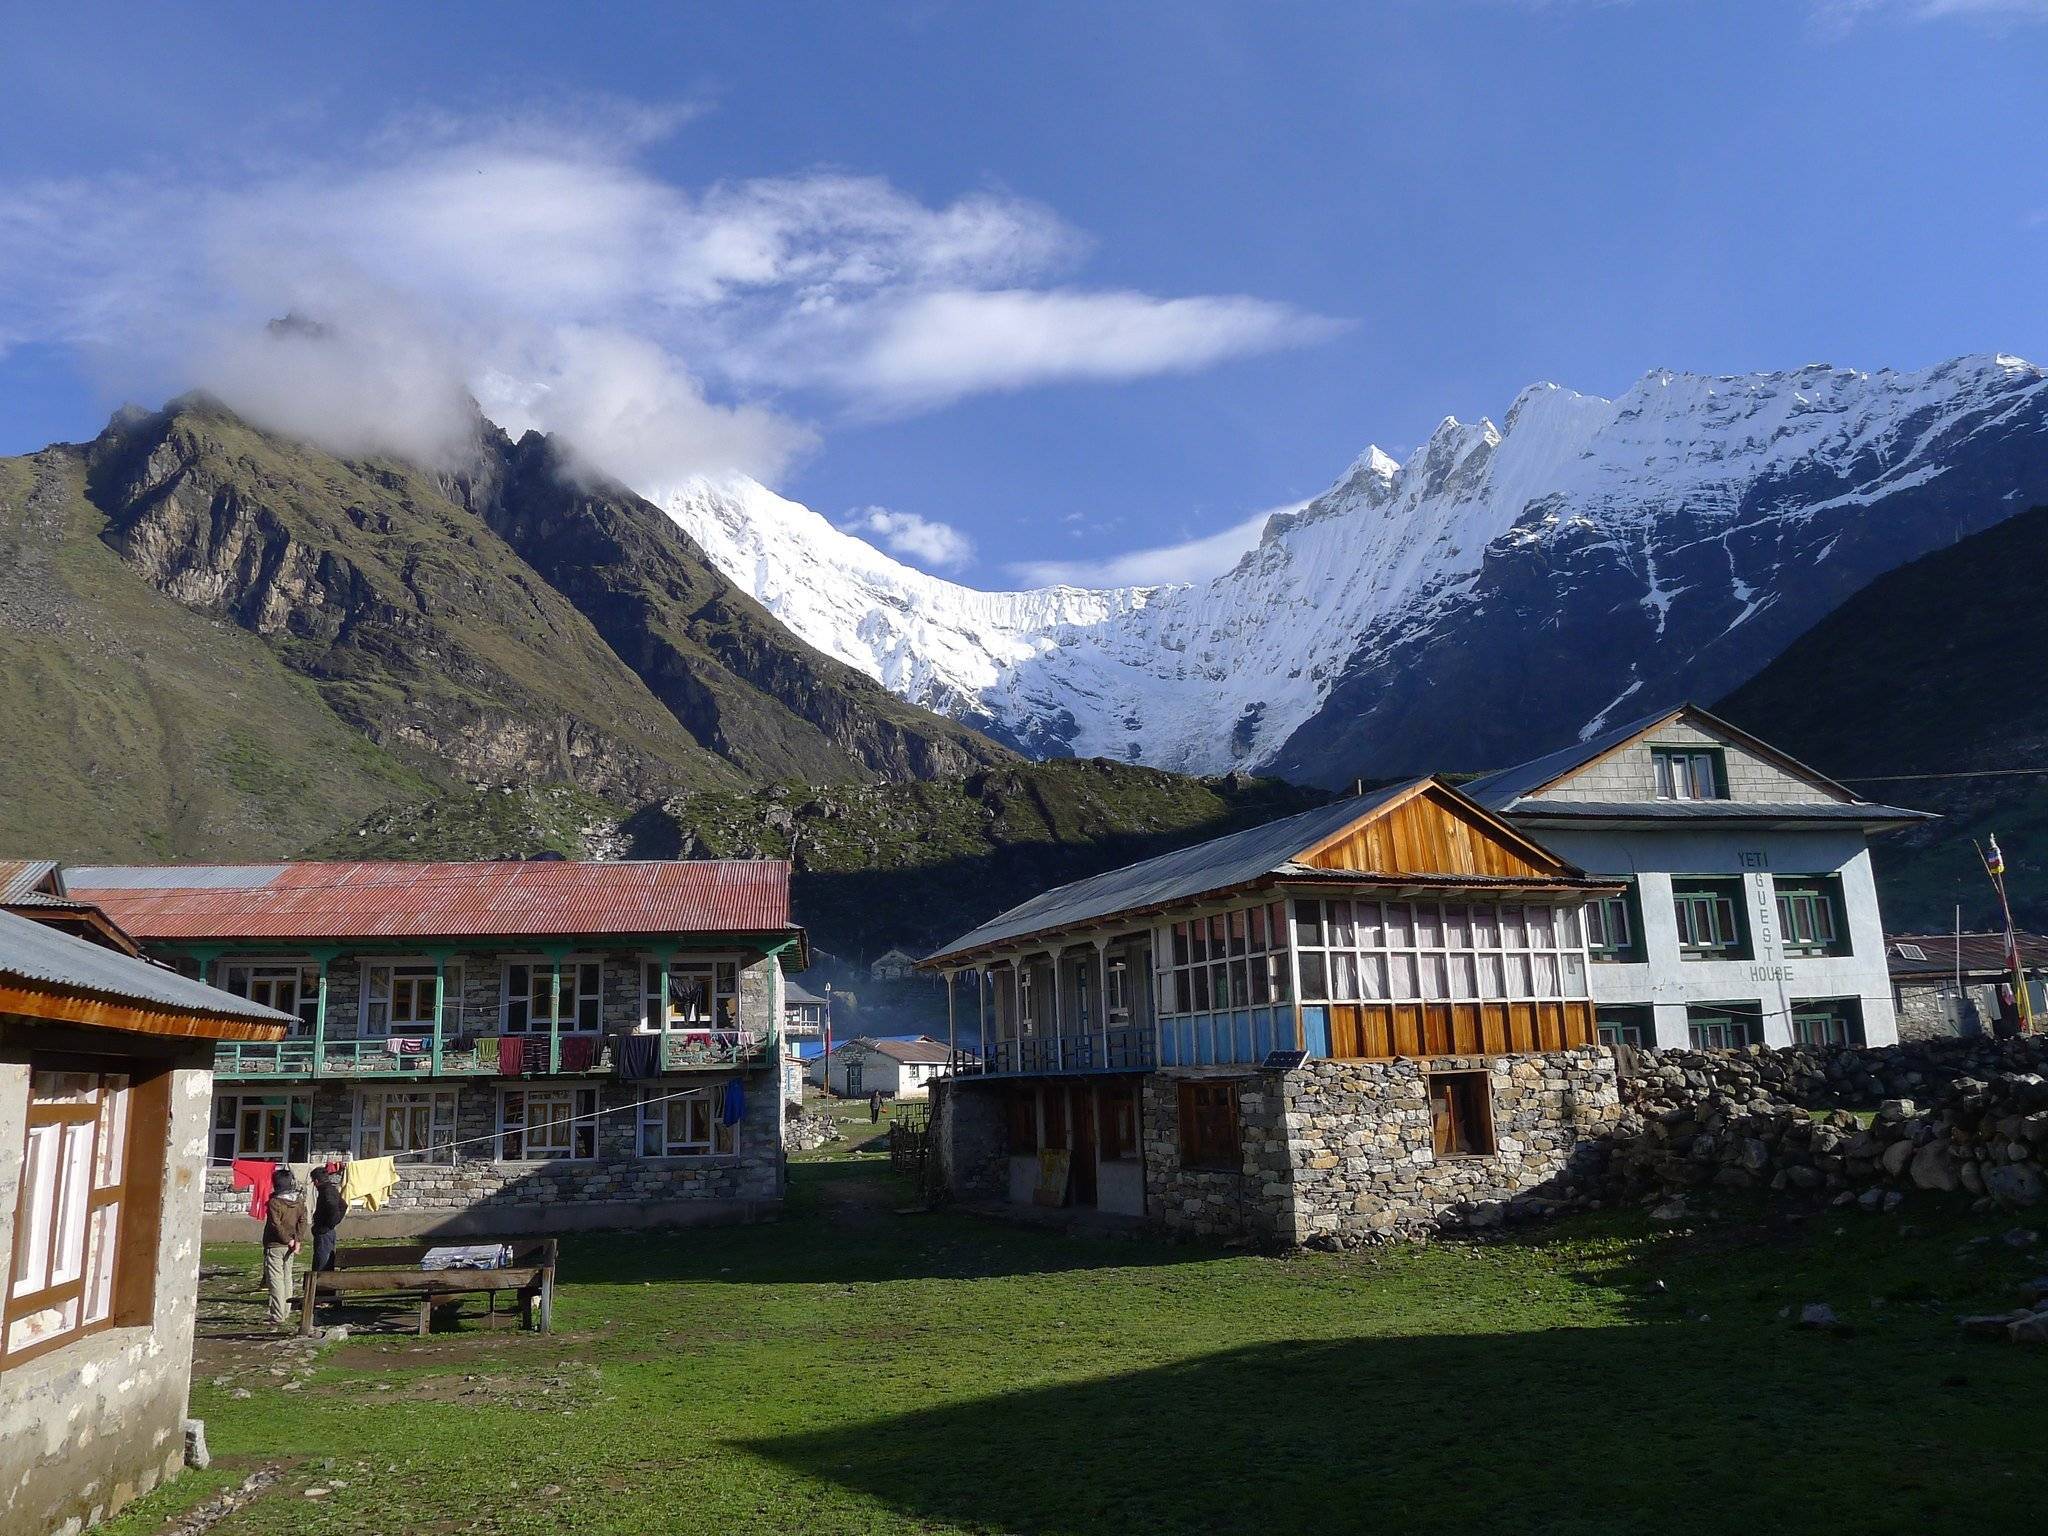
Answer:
921, 779, 1626, 1238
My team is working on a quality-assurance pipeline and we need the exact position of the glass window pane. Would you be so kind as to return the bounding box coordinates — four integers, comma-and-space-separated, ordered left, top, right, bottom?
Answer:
1528, 907, 1556, 947
1331, 952, 1358, 1001
1328, 901, 1356, 948
1298, 952, 1328, 1001
1506, 953, 1533, 997
1533, 953, 1560, 995
1420, 955, 1447, 1000
1355, 902, 1384, 948
1478, 953, 1505, 999
1443, 905, 1471, 947
1228, 909, 1248, 957
1358, 953, 1386, 1000
1501, 907, 1527, 949
1386, 903, 1413, 946
1248, 906, 1268, 954
1472, 905, 1500, 948
1415, 904, 1442, 947
1450, 955, 1476, 1000
1172, 923, 1191, 967
1388, 953, 1417, 998
1293, 899, 1323, 947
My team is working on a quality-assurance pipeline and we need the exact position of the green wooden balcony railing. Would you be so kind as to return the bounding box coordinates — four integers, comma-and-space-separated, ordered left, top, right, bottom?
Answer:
214, 1023, 779, 1081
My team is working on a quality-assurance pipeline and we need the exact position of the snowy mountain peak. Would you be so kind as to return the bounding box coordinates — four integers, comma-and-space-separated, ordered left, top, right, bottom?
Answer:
655, 351, 2048, 780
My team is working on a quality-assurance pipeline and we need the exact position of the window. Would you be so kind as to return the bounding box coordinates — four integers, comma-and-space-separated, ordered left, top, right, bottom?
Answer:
211, 1093, 312, 1163
1177, 1080, 1241, 1171
1686, 1006, 1758, 1050
1292, 899, 1591, 1004
1791, 999, 1864, 1047
5, 1066, 155, 1365
642, 960, 739, 1031
1161, 903, 1288, 1020
1774, 878, 1847, 958
1105, 958, 1130, 1023
1653, 747, 1726, 801
219, 962, 321, 1034
1672, 881, 1748, 959
1099, 1084, 1138, 1160
1428, 1072, 1495, 1157
1596, 1006, 1654, 1048
1585, 891, 1638, 962
504, 960, 603, 1033
353, 1089, 456, 1163
363, 961, 462, 1038
637, 1087, 736, 1157
496, 1086, 598, 1161
1016, 966, 1037, 1031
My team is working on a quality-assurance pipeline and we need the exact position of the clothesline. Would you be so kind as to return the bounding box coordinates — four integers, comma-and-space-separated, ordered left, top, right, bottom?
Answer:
206, 1078, 747, 1168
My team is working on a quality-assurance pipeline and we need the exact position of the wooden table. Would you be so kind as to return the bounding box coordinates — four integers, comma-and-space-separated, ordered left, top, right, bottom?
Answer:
299, 1240, 557, 1337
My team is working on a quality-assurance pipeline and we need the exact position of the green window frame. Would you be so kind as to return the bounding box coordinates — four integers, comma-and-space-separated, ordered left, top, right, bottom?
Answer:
1790, 998, 1864, 1047
1672, 879, 1750, 960
1652, 746, 1728, 801
1596, 1005, 1654, 1047
1686, 1005, 1759, 1050
1585, 888, 1640, 963
1774, 877, 1848, 958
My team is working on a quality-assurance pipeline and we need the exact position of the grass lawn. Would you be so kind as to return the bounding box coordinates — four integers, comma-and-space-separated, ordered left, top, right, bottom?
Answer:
105, 1154, 2046, 1536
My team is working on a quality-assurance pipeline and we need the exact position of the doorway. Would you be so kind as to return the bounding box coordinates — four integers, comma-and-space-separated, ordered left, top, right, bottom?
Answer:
1067, 1083, 1098, 1206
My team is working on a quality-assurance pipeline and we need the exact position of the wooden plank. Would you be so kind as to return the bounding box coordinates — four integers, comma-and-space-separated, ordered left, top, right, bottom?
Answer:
1563, 1001, 1595, 1047
1392, 1004, 1423, 1058
311, 1268, 544, 1296
1421, 1004, 1452, 1056
1507, 1003, 1536, 1053
1480, 1003, 1507, 1055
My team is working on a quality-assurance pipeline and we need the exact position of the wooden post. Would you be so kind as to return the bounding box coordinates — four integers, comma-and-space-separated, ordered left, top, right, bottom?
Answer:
299, 1268, 318, 1337
1049, 948, 1064, 1071
312, 953, 331, 1080
945, 969, 957, 1070
977, 966, 988, 1070
1093, 937, 1111, 1070
656, 949, 673, 1074
430, 950, 447, 1078
548, 954, 564, 1074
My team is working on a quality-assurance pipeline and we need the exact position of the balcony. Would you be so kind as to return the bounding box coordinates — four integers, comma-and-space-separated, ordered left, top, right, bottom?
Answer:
214, 1024, 777, 1082
970, 1024, 1155, 1078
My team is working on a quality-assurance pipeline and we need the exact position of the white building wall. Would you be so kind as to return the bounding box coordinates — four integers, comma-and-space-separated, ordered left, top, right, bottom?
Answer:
1528, 823, 1899, 1047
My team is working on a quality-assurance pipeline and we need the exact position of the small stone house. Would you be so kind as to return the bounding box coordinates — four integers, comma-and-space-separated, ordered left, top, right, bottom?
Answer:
819, 1036, 955, 1100
922, 777, 1627, 1243
0, 905, 289, 1536
869, 948, 922, 982
60, 859, 809, 1240
1889, 931, 2048, 1040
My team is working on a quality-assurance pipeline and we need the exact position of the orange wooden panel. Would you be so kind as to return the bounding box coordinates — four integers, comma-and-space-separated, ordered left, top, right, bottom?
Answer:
1507, 1003, 1536, 1053
1422, 1004, 1453, 1055
1450, 1003, 1480, 1055
1329, 1004, 1364, 1059
1480, 1003, 1508, 1055
1300, 786, 1568, 880
1392, 1004, 1424, 1058
1563, 1001, 1595, 1047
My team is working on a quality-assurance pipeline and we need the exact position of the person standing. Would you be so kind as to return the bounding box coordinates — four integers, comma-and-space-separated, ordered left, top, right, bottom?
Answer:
262, 1167, 313, 1328
310, 1165, 346, 1273
868, 1088, 883, 1124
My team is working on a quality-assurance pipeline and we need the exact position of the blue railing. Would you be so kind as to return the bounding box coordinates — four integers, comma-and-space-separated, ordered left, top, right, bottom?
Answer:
974, 1024, 1154, 1076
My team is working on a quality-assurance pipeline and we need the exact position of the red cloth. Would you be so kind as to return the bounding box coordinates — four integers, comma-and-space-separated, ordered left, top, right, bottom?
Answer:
230, 1159, 278, 1221
558, 1034, 596, 1072
497, 1036, 527, 1075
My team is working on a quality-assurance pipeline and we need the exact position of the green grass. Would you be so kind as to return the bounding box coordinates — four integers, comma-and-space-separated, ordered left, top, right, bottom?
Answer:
102, 1169, 2048, 1536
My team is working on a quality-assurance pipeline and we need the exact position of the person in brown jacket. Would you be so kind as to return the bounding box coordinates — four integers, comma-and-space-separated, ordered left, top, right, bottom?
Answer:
262, 1167, 313, 1328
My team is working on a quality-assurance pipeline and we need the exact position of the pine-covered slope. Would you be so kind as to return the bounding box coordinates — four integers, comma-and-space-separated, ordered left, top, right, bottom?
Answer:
666, 354, 2048, 785
1716, 504, 2048, 932
0, 397, 1012, 860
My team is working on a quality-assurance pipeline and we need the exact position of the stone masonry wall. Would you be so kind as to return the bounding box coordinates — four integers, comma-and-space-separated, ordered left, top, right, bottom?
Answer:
932, 1078, 1009, 1203
1141, 1050, 1622, 1247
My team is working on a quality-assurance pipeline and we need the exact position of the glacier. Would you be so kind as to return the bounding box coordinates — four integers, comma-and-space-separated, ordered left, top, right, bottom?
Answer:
655, 352, 2048, 779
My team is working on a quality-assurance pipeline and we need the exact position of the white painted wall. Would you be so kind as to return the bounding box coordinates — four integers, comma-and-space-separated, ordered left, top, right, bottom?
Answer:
1528, 823, 1900, 1046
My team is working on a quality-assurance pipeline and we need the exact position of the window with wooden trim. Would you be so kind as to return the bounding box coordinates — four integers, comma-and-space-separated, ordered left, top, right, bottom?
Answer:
1672, 880, 1749, 960
1099, 1083, 1139, 1160
495, 1086, 598, 1161
1176, 1080, 1241, 1171
1428, 1071, 1495, 1158
353, 1089, 457, 1163
504, 960, 603, 1033
1293, 898, 1592, 1004
1686, 1005, 1759, 1050
1774, 878, 1848, 959
1162, 902, 1289, 1020
362, 961, 463, 1039
1652, 747, 1727, 801
1585, 890, 1639, 963
6, 1064, 162, 1367
1105, 958, 1130, 1023
637, 1087, 736, 1157
643, 960, 740, 1031
218, 961, 321, 1034
211, 1092, 313, 1164
1790, 998, 1864, 1047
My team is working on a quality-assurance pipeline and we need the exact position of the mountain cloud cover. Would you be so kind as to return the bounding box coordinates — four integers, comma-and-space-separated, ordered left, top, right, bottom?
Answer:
0, 108, 1335, 492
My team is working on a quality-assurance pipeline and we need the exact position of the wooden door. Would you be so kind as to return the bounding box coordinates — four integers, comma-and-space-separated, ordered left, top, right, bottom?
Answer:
1068, 1084, 1098, 1206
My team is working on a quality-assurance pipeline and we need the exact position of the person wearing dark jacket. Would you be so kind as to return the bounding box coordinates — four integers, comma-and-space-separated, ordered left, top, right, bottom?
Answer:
310, 1166, 346, 1272
262, 1168, 313, 1328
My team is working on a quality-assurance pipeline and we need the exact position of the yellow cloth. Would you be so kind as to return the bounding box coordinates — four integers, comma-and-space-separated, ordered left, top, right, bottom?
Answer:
340, 1155, 398, 1212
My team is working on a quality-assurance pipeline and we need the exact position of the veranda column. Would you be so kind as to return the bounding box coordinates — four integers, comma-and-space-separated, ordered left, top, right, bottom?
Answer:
1093, 937, 1111, 1069
430, 949, 448, 1077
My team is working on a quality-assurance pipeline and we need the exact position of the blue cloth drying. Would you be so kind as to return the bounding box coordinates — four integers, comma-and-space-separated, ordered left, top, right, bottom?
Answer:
616, 1033, 660, 1080
721, 1077, 745, 1127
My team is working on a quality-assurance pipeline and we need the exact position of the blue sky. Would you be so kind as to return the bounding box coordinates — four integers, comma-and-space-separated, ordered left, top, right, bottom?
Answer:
2, 0, 2045, 588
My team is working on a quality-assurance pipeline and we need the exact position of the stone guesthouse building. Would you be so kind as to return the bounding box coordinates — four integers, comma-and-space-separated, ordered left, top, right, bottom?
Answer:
1466, 704, 1927, 1051
1888, 930, 2048, 1039
61, 859, 807, 1239
0, 904, 289, 1536
922, 778, 1628, 1243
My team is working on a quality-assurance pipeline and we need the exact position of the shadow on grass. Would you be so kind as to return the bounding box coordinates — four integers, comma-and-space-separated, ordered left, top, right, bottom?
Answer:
742, 1322, 2034, 1536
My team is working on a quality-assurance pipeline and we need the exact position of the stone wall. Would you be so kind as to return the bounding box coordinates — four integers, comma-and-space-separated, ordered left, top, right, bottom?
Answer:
1607, 1036, 2048, 1211
1893, 979, 1998, 1042
202, 1065, 785, 1239
2, 1030, 214, 1536
1135, 1049, 1622, 1246
931, 1077, 1010, 1203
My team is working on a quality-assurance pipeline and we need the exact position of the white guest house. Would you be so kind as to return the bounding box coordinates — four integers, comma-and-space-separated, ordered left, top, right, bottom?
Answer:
1465, 704, 1928, 1050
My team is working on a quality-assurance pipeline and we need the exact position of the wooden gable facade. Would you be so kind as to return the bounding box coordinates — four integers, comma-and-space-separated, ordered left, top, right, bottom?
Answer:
1292, 782, 1604, 1063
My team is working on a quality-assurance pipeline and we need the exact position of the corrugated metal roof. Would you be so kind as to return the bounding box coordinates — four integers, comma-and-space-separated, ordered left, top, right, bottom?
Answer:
0, 859, 62, 903
784, 978, 826, 1006
839, 1035, 953, 1064
1888, 931, 2048, 977
0, 908, 290, 1027
67, 860, 797, 943
1504, 800, 1932, 825
925, 782, 1427, 963
1463, 708, 1681, 809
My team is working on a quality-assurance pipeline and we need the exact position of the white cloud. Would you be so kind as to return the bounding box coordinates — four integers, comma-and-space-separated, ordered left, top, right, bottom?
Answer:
845, 506, 976, 570
1010, 502, 1306, 588
1810, 0, 2048, 25
0, 112, 1336, 490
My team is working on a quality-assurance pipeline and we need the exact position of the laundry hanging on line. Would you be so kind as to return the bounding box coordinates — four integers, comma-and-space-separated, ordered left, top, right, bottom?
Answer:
230, 1159, 277, 1220
340, 1155, 399, 1212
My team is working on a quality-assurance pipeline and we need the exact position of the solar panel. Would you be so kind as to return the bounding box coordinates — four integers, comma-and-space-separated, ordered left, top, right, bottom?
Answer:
1895, 943, 1927, 961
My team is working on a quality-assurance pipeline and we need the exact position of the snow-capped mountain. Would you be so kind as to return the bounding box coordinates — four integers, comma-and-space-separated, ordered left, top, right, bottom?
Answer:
659, 353, 2048, 786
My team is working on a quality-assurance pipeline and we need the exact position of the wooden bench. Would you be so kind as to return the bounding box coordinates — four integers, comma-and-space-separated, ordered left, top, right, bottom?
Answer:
299, 1240, 557, 1337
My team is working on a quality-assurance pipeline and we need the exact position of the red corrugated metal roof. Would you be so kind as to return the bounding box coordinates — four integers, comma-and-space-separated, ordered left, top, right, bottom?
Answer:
67, 860, 796, 943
